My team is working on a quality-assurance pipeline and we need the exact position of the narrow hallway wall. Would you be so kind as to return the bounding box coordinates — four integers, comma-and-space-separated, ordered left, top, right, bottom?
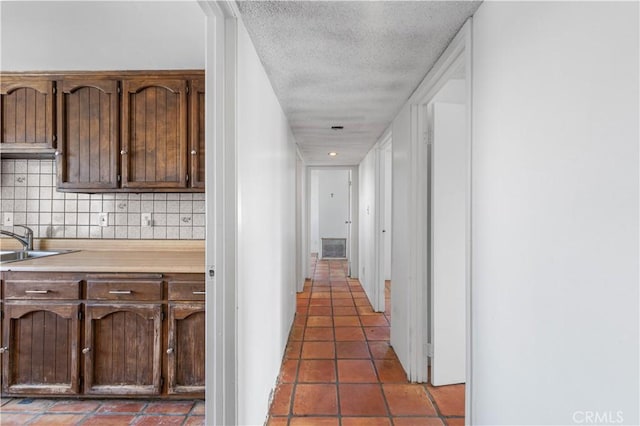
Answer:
236, 18, 298, 426
471, 2, 639, 423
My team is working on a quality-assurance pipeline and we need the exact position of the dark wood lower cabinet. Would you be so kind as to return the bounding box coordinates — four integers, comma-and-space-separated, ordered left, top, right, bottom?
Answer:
84, 303, 162, 395
0, 271, 204, 398
2, 302, 80, 395
167, 302, 205, 395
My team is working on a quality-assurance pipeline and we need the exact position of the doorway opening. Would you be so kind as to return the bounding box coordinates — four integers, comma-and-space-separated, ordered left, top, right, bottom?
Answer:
308, 168, 355, 275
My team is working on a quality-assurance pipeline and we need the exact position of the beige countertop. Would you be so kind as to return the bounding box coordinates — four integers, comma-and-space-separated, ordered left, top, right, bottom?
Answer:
0, 239, 205, 273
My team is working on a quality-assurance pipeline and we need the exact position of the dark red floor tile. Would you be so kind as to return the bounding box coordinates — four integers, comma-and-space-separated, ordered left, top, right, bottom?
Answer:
270, 383, 294, 416
81, 415, 138, 426
333, 316, 361, 326
374, 358, 409, 382
334, 327, 365, 341
309, 306, 333, 316
308, 316, 334, 327
290, 417, 339, 425
342, 418, 391, 426
298, 359, 337, 382
144, 400, 194, 414
383, 384, 436, 416
133, 415, 186, 426
48, 400, 101, 413
335, 341, 371, 359
280, 359, 299, 382
360, 316, 389, 326
339, 384, 388, 416
337, 360, 378, 382
30, 414, 86, 425
292, 384, 338, 415
333, 306, 358, 315
393, 418, 445, 426
301, 341, 335, 359
364, 326, 390, 341
95, 400, 147, 414
426, 384, 465, 416
304, 327, 334, 341
368, 341, 398, 359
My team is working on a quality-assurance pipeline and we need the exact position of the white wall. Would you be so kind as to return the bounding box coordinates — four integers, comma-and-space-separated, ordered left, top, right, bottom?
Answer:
471, 2, 639, 424
0, 1, 204, 70
236, 19, 297, 426
358, 148, 377, 303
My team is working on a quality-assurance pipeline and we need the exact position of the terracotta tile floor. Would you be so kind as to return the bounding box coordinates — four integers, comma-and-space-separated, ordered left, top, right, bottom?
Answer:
0, 398, 205, 425
268, 257, 465, 426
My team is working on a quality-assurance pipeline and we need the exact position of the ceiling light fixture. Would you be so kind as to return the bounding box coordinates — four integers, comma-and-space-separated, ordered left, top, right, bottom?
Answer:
328, 152, 338, 157
331, 126, 344, 130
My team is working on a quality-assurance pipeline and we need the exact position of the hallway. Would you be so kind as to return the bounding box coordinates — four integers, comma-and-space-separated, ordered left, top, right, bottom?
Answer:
267, 258, 464, 426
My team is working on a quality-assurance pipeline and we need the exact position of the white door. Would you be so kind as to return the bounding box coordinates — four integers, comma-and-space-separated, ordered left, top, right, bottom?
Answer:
430, 102, 467, 386
318, 169, 351, 259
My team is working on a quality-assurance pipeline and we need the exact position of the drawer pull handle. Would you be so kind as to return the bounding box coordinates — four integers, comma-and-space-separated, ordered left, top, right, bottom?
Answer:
0, 347, 8, 354
167, 348, 174, 354
25, 290, 49, 294
192, 291, 206, 295
82, 347, 91, 354
109, 290, 132, 295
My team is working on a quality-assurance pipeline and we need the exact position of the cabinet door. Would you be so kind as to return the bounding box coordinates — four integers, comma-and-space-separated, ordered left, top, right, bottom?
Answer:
2, 302, 80, 395
56, 79, 119, 190
189, 77, 205, 189
0, 77, 56, 155
121, 78, 188, 190
167, 302, 205, 395
84, 303, 162, 395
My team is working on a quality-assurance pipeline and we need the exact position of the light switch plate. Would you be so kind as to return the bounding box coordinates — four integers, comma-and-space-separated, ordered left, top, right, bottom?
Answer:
98, 212, 109, 227
3, 212, 13, 226
141, 213, 153, 227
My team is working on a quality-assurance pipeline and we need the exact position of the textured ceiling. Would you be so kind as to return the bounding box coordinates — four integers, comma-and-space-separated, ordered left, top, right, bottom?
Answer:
236, 1, 481, 166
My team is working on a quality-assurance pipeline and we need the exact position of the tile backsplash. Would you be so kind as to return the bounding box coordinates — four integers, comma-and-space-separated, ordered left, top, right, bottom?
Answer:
0, 159, 205, 240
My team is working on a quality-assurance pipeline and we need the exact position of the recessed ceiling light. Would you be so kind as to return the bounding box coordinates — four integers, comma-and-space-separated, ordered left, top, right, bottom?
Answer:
331, 126, 344, 130
328, 152, 338, 157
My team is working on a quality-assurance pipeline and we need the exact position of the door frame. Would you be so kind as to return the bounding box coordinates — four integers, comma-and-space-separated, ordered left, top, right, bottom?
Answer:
373, 131, 392, 312
200, 1, 237, 424
305, 166, 359, 280
401, 18, 473, 419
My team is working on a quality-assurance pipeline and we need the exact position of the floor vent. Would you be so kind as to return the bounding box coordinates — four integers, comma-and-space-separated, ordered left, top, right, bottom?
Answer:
321, 238, 346, 258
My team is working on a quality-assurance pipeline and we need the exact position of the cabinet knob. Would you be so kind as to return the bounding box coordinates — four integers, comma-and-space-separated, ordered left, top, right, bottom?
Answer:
82, 347, 91, 354
166, 348, 174, 354
54, 151, 60, 156
191, 150, 197, 155
0, 347, 8, 354
120, 150, 127, 155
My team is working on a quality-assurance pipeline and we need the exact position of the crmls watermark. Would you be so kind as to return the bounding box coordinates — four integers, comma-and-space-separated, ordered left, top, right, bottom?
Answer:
572, 411, 624, 424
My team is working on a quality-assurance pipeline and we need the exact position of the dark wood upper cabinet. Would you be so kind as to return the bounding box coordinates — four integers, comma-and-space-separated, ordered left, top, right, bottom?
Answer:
189, 77, 205, 189
0, 77, 56, 157
121, 78, 189, 190
56, 79, 119, 190
1, 71, 204, 192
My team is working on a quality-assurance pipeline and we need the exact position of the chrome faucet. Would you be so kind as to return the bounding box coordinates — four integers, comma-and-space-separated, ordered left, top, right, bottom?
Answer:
0, 225, 34, 251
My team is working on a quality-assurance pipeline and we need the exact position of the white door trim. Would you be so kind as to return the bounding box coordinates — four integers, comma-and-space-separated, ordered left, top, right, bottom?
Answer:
374, 131, 392, 312
402, 17, 473, 422
200, 1, 237, 424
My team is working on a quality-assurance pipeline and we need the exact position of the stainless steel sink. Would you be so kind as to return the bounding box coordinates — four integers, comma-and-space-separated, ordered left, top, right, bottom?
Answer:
0, 250, 75, 264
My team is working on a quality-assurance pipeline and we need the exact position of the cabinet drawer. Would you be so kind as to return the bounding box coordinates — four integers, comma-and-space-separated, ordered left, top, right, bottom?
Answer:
4, 280, 81, 300
86, 280, 162, 301
168, 281, 206, 301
